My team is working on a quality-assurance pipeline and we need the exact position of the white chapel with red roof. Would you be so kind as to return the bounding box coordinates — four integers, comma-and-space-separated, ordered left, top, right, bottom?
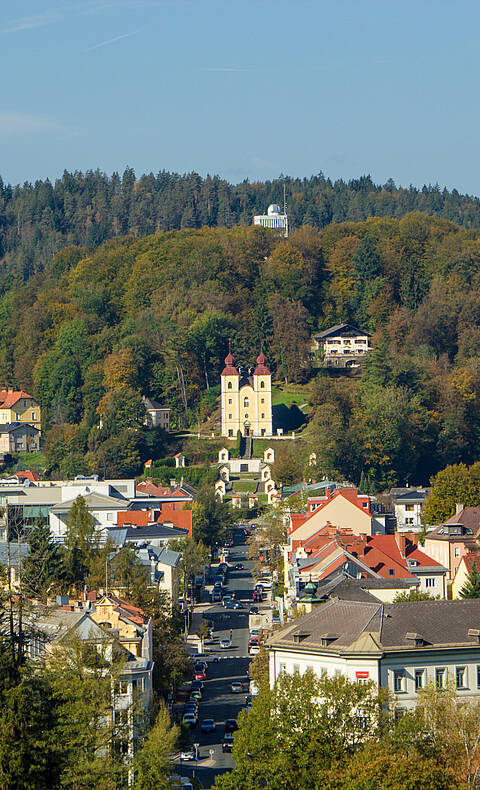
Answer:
220, 344, 272, 438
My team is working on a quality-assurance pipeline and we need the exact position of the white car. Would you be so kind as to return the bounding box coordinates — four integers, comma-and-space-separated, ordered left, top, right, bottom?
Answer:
258, 578, 273, 589
220, 638, 231, 649
249, 644, 260, 655
180, 748, 196, 761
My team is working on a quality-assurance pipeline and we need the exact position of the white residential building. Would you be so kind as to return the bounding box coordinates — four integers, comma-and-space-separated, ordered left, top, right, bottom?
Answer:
268, 599, 480, 709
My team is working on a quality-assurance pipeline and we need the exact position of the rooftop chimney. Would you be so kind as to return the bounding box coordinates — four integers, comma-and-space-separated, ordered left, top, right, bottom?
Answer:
456, 503, 464, 516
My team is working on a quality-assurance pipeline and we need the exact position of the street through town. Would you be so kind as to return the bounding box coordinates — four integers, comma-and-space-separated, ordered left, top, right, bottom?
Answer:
175, 526, 267, 788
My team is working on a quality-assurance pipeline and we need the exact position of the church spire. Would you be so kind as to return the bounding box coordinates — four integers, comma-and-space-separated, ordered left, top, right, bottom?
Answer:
221, 341, 239, 376
254, 343, 270, 375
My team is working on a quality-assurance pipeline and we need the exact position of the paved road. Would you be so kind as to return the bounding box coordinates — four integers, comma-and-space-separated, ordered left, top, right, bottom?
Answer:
176, 527, 264, 788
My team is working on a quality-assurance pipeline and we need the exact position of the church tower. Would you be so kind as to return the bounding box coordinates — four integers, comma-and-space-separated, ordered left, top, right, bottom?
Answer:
221, 343, 240, 438
220, 344, 272, 438
252, 348, 272, 437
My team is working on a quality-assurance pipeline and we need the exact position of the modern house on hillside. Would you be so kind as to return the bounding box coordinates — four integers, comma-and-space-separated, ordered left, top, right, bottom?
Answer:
267, 599, 480, 708
312, 323, 371, 368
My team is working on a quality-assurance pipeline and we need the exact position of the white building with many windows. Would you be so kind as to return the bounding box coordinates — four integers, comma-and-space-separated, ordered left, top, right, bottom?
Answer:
253, 203, 288, 237
267, 599, 480, 709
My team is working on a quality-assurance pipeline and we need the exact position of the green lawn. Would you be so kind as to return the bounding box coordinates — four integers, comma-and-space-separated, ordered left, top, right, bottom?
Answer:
233, 480, 258, 493
15, 451, 47, 471
272, 385, 309, 408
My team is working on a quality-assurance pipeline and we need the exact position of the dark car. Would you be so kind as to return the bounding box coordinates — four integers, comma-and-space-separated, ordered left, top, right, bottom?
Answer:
249, 606, 259, 614
194, 661, 208, 672
235, 563, 244, 570
233, 601, 244, 609
222, 735, 234, 753
225, 719, 238, 733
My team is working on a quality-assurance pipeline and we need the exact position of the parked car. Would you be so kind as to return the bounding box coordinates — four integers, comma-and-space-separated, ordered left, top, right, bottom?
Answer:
190, 690, 202, 701
249, 606, 259, 614
194, 671, 206, 680
201, 718, 216, 732
225, 719, 238, 733
235, 563, 244, 570
233, 601, 244, 609
249, 644, 260, 655
194, 661, 208, 671
231, 681, 243, 693
224, 601, 235, 610
222, 735, 234, 753
182, 713, 197, 728
220, 638, 231, 649
180, 748, 196, 761
191, 680, 204, 690
258, 579, 272, 590
250, 628, 260, 637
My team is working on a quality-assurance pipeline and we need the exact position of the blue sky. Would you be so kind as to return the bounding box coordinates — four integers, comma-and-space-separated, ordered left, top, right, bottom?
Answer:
1, 0, 480, 193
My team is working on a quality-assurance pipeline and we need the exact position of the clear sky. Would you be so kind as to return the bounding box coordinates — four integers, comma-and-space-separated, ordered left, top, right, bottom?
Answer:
1, 0, 480, 193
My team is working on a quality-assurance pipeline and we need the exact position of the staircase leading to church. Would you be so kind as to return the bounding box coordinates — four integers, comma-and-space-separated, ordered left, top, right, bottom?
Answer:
244, 435, 253, 459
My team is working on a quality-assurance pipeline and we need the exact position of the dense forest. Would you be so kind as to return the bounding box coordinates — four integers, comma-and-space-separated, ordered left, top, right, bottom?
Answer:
3, 207, 480, 489
3, 169, 480, 278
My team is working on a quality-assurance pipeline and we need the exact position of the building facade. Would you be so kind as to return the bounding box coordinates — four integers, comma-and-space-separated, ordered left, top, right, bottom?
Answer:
268, 599, 480, 709
312, 323, 371, 368
220, 346, 272, 438
253, 203, 288, 237
0, 388, 42, 433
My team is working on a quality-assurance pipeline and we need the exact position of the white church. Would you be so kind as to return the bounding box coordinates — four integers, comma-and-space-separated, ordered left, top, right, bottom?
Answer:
220, 345, 273, 438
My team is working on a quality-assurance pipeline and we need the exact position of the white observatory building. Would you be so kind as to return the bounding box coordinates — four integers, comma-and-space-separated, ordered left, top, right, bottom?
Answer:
253, 203, 289, 238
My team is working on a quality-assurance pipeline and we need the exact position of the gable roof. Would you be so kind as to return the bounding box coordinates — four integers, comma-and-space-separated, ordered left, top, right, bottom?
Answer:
96, 593, 149, 626
0, 422, 39, 434
0, 389, 36, 408
52, 492, 128, 514
313, 323, 371, 340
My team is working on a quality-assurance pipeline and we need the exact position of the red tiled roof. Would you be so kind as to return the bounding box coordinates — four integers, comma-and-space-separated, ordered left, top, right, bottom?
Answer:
105, 593, 149, 625
117, 511, 153, 527
0, 389, 35, 408
289, 513, 308, 534
16, 469, 41, 482
157, 507, 192, 536
289, 489, 373, 536
461, 553, 480, 575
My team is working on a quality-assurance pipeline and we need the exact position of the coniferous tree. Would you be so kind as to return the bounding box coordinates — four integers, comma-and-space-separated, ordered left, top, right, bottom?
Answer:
459, 560, 480, 599
22, 520, 63, 601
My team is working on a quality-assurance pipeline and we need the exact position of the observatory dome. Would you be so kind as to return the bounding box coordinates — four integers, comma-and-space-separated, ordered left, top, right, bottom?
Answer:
267, 203, 282, 216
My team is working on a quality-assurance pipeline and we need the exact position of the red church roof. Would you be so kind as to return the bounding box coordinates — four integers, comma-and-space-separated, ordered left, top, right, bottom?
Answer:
253, 348, 270, 376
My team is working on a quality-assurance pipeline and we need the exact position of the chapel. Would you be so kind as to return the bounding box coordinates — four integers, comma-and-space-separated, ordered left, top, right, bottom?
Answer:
220, 345, 272, 438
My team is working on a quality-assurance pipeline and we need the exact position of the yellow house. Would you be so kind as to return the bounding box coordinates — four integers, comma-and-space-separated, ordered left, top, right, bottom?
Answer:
221, 345, 272, 438
0, 388, 42, 433
90, 593, 153, 660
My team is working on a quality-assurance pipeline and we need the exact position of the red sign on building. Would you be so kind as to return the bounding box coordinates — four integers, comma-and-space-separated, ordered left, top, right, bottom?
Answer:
355, 671, 369, 679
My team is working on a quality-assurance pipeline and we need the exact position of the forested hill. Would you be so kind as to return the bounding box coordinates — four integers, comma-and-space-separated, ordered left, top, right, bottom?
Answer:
4, 214, 480, 490
3, 168, 480, 279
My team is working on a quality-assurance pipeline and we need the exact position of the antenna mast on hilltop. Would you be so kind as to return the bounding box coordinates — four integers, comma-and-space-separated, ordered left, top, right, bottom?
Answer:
283, 181, 289, 238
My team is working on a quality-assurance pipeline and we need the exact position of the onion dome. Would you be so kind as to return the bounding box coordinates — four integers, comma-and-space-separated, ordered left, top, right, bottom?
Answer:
254, 346, 270, 376
221, 342, 239, 376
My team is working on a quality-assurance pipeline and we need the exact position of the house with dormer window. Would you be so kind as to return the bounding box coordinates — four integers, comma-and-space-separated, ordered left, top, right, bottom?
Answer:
267, 598, 480, 708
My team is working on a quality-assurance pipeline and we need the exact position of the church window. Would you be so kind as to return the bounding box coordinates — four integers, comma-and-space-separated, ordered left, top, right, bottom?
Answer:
228, 398, 232, 404
260, 381, 265, 389
261, 398, 264, 404
245, 414, 249, 419
243, 397, 249, 407
227, 382, 232, 389
228, 414, 233, 420
228, 429, 233, 437
261, 413, 265, 419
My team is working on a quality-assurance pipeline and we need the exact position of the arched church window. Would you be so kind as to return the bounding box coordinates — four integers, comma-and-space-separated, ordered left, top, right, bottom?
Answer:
260, 381, 265, 389
244, 414, 249, 419
227, 382, 232, 389
243, 397, 249, 407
